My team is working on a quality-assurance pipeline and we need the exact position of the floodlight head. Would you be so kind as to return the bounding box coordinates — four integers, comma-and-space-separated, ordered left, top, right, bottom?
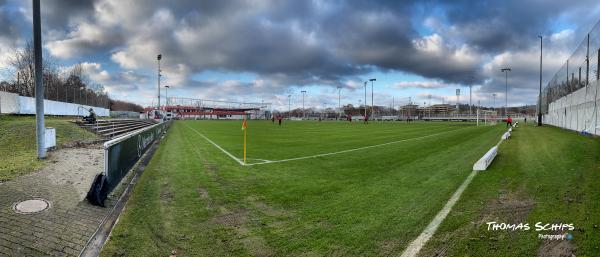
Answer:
157, 54, 162, 60
369, 78, 376, 81
165, 85, 170, 88
501, 68, 511, 72
301, 90, 307, 93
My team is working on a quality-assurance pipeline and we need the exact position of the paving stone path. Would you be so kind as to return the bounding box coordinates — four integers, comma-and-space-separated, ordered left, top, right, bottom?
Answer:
0, 146, 117, 257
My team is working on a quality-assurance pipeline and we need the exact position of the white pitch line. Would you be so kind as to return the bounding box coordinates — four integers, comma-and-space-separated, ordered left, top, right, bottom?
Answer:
400, 169, 478, 257
400, 135, 506, 257
245, 126, 470, 166
186, 124, 245, 166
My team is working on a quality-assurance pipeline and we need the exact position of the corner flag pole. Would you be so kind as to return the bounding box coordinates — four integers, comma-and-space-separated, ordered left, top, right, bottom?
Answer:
242, 117, 247, 164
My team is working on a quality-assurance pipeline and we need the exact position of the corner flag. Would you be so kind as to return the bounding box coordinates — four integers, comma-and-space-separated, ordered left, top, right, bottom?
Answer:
242, 119, 247, 164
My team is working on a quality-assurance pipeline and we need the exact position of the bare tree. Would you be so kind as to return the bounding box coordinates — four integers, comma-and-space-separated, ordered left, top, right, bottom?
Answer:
8, 40, 56, 97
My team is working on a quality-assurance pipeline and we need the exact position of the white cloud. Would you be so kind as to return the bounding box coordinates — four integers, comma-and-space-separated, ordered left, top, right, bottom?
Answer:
394, 80, 452, 89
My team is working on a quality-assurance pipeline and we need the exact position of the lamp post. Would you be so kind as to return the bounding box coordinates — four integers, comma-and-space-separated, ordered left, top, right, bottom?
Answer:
337, 85, 342, 119
165, 85, 170, 107
363, 81, 367, 118
501, 67, 511, 116
469, 84, 472, 117
456, 89, 460, 116
369, 78, 376, 118
288, 94, 291, 118
538, 36, 543, 126
301, 90, 307, 119
33, 0, 45, 159
492, 93, 496, 111
157, 54, 162, 113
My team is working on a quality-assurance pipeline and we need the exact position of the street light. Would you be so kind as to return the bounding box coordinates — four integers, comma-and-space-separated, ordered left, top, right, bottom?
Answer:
369, 78, 376, 118
538, 36, 543, 126
165, 85, 170, 107
501, 67, 511, 116
492, 93, 496, 111
301, 90, 307, 119
288, 94, 291, 118
468, 79, 473, 117
363, 81, 367, 118
157, 54, 162, 113
337, 85, 342, 119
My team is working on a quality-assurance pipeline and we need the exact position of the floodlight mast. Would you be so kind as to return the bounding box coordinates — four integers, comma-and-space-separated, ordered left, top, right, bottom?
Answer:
337, 85, 342, 119
501, 67, 511, 116
363, 81, 367, 118
157, 54, 162, 114
165, 85, 170, 107
33, 0, 45, 159
288, 94, 291, 118
301, 90, 307, 119
538, 35, 543, 126
369, 78, 376, 118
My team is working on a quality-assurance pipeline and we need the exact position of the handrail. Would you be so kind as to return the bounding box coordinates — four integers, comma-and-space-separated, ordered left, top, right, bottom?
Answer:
103, 121, 166, 148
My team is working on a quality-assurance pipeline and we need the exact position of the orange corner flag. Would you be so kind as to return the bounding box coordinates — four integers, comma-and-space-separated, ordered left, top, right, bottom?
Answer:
242, 119, 247, 164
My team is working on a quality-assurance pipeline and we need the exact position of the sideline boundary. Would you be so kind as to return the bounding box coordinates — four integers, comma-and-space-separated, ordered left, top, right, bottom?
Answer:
185, 124, 245, 165
400, 127, 512, 257
185, 123, 471, 166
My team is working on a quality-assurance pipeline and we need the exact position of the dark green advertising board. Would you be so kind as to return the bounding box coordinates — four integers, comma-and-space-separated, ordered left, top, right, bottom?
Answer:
87, 121, 170, 206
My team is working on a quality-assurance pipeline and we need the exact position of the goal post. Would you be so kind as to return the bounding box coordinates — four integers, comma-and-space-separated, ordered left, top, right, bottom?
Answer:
477, 109, 498, 126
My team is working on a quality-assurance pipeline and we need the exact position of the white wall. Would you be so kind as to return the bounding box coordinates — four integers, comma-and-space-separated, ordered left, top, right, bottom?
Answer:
543, 81, 599, 135
0, 92, 109, 116
0, 91, 20, 114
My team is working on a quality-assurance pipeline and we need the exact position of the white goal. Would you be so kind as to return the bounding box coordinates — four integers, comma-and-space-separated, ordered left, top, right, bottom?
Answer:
477, 109, 498, 126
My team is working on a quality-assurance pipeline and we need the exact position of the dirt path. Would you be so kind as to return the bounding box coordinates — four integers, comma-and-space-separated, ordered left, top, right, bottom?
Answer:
41, 146, 103, 200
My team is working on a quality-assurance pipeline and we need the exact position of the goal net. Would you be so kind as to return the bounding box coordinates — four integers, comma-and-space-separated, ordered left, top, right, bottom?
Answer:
478, 109, 498, 125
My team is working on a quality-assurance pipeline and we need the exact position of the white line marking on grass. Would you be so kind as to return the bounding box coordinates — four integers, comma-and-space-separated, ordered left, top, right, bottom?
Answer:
400, 169, 478, 257
245, 127, 470, 166
185, 124, 245, 166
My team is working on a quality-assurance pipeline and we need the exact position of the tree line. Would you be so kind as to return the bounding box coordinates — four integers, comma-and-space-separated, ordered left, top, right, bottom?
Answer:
0, 41, 142, 112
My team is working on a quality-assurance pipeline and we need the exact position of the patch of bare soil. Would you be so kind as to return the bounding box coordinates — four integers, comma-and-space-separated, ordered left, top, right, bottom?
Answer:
420, 188, 536, 257
481, 188, 535, 225
379, 239, 402, 256
213, 209, 249, 227
38, 145, 103, 200
196, 186, 213, 210
211, 206, 275, 256
538, 239, 576, 257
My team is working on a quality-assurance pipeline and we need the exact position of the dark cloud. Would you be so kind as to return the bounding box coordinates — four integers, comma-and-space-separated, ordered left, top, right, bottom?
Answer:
3, 0, 600, 107
0, 0, 21, 40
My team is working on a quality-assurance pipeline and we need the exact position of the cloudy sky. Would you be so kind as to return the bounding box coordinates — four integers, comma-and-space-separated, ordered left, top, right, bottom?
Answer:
1, 0, 600, 110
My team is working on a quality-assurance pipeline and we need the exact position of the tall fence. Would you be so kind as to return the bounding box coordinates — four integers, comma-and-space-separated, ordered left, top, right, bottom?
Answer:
542, 21, 600, 135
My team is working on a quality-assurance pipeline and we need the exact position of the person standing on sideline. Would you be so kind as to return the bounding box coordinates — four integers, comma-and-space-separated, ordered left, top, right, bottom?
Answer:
364, 114, 369, 124
524, 116, 527, 124
272, 116, 275, 124
278, 116, 282, 126
347, 114, 352, 123
506, 115, 513, 127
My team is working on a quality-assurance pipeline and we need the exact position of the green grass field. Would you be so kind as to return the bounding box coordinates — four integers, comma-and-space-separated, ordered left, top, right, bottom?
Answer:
0, 115, 97, 181
100, 120, 600, 257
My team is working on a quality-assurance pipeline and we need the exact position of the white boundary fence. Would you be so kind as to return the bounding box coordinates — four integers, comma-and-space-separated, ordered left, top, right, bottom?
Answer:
543, 80, 599, 135
0, 91, 109, 116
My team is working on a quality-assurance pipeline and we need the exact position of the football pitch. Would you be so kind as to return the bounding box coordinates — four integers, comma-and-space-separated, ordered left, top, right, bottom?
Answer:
101, 120, 600, 256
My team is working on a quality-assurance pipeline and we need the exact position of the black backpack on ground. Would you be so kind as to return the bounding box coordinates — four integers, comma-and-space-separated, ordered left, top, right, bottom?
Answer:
86, 173, 109, 207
